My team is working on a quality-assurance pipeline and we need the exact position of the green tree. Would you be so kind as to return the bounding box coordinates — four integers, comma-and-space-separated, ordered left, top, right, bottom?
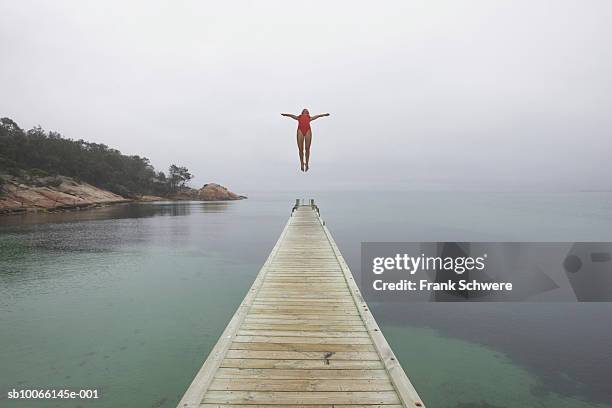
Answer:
168, 164, 193, 191
0, 117, 194, 198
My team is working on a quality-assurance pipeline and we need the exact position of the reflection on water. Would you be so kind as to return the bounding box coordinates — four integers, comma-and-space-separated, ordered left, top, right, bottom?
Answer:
1, 192, 612, 408
0, 201, 234, 228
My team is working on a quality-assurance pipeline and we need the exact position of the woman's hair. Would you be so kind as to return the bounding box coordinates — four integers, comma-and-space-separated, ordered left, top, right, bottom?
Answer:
301, 108, 310, 115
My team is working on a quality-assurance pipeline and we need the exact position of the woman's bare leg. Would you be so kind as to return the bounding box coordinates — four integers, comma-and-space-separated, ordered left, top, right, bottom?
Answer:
296, 130, 305, 171
304, 130, 312, 171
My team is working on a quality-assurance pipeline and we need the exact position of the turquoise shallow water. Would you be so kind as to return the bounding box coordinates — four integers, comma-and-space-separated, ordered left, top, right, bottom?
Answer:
1, 192, 611, 408
383, 324, 610, 408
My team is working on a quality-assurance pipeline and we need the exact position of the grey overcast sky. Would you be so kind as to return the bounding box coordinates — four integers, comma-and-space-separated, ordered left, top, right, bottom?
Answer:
1, 0, 611, 192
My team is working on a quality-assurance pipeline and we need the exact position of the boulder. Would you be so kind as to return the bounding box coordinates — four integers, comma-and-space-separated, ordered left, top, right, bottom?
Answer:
198, 183, 246, 201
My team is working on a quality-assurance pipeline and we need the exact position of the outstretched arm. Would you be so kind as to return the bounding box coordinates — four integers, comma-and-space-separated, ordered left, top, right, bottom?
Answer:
310, 113, 331, 121
281, 113, 298, 120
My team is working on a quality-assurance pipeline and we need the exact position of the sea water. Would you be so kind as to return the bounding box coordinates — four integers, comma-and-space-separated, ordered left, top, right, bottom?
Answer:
1, 192, 611, 408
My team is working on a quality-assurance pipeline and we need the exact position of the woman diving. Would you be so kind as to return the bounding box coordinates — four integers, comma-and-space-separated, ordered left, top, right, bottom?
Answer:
281, 109, 330, 171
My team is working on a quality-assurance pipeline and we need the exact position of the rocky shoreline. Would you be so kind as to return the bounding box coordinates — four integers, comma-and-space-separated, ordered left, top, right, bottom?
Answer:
0, 176, 246, 215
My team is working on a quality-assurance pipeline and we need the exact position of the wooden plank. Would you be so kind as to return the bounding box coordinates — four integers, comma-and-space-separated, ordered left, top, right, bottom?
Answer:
259, 285, 348, 290
201, 405, 403, 408
250, 305, 357, 312
253, 300, 355, 310
255, 295, 353, 300
250, 303, 354, 309
208, 378, 395, 391
253, 298, 355, 304
262, 281, 347, 285
201, 390, 401, 405
237, 330, 370, 338
264, 267, 343, 270
253, 298, 354, 304
251, 304, 355, 309
264, 274, 343, 277
243, 318, 364, 325
225, 350, 380, 360
255, 291, 351, 296
244, 314, 362, 321
229, 342, 375, 352
233, 336, 373, 345
248, 310, 359, 317
254, 293, 352, 299
215, 368, 389, 379
257, 287, 350, 292
264, 277, 346, 281
263, 277, 344, 281
240, 323, 366, 332
265, 270, 342, 273
220, 359, 384, 369
246, 312, 360, 319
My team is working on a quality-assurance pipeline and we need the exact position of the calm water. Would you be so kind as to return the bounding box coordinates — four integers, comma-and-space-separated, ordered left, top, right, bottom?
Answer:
1, 192, 611, 408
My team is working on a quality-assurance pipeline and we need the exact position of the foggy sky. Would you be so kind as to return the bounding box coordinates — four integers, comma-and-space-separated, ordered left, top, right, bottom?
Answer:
1, 1, 611, 193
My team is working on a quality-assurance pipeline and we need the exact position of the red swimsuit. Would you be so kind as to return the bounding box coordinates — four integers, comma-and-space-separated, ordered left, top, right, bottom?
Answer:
297, 114, 311, 135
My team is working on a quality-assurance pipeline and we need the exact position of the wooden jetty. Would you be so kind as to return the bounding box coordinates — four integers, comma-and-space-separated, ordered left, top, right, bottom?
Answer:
178, 200, 425, 408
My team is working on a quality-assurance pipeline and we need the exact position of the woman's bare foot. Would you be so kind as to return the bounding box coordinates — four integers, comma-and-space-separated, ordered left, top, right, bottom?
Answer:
305, 162, 309, 172
300, 163, 305, 172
